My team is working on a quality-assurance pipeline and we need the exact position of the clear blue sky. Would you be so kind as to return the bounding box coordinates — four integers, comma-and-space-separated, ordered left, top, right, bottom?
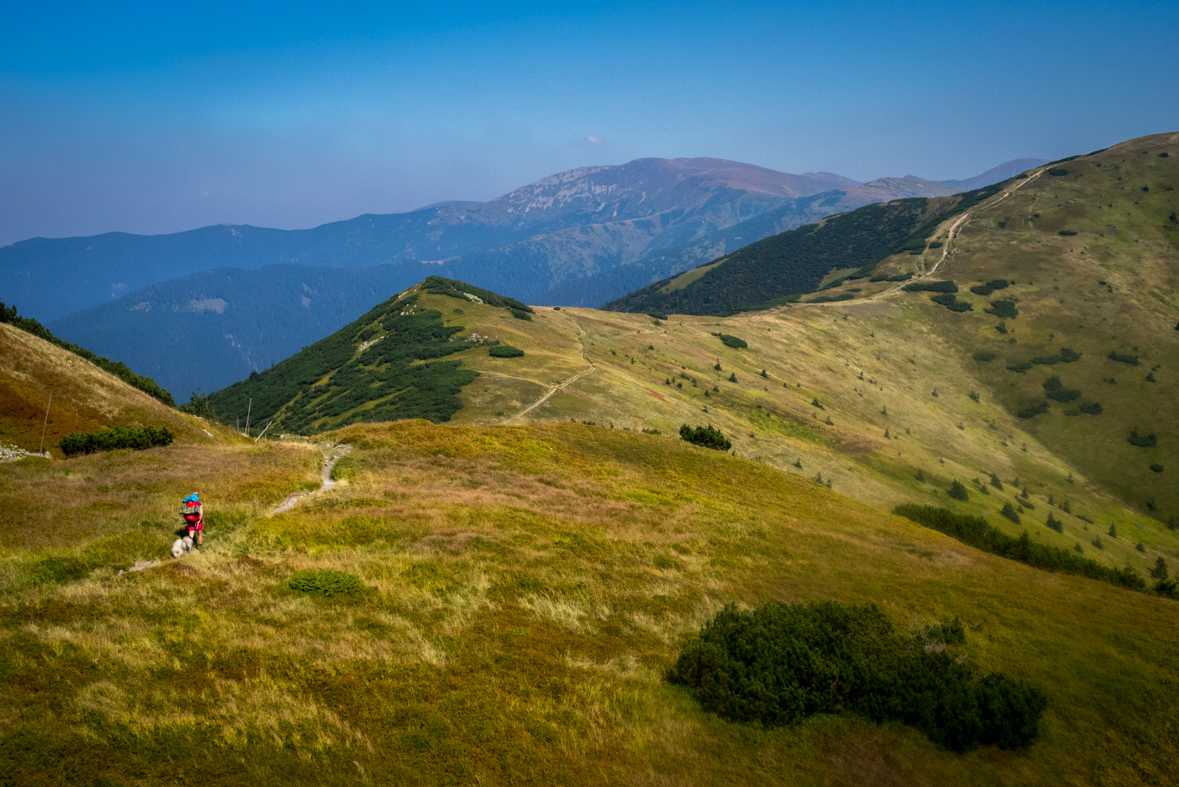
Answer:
2, 0, 1176, 246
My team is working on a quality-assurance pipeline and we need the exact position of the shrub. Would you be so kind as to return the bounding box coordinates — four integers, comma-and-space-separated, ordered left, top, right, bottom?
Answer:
288, 569, 365, 597
1151, 558, 1169, 581
1043, 376, 1081, 403
1058, 230, 1077, 236
1017, 402, 1049, 419
714, 333, 748, 349
489, 345, 525, 358
990, 473, 1004, 491
931, 293, 972, 312
1007, 362, 1034, 374
648, 311, 668, 320
1078, 402, 1103, 414
973, 352, 997, 362
59, 426, 174, 457
669, 601, 1047, 752
903, 280, 958, 294
1000, 502, 1021, 524
1108, 351, 1139, 365
1092, 535, 1104, 550
679, 424, 732, 451
985, 301, 1019, 319
949, 480, 969, 501
1046, 513, 1064, 533
1048, 168, 1069, 176
1060, 348, 1081, 362
1128, 430, 1158, 448
1151, 464, 1164, 473
1108, 524, 1118, 539
508, 308, 532, 321
728, 372, 738, 383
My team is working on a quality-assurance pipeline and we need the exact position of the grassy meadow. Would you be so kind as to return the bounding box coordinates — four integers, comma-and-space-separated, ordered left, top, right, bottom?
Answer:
2, 421, 1179, 785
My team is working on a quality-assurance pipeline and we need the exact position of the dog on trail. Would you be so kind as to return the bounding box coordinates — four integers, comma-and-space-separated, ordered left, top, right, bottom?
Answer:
171, 535, 194, 558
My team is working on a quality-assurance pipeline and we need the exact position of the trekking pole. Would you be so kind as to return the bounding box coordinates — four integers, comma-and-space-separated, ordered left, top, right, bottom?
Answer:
38, 391, 52, 455
254, 422, 273, 442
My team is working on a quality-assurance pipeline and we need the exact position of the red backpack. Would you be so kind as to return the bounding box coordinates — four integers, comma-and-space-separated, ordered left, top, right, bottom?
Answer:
182, 499, 201, 523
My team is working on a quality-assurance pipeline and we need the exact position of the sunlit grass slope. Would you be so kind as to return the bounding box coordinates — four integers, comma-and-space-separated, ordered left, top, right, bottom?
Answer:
1, 421, 1177, 785
0, 322, 217, 453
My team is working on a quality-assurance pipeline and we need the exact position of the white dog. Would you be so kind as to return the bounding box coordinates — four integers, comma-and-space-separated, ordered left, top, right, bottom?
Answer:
171, 535, 194, 558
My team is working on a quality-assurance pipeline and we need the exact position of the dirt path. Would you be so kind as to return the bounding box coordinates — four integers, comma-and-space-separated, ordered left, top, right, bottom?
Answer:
270, 443, 352, 514
505, 319, 597, 424
791, 168, 1046, 309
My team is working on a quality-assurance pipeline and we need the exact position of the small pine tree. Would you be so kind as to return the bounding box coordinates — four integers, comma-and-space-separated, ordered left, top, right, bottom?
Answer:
794, 458, 803, 469
949, 480, 969, 501
1136, 542, 1146, 553
714, 361, 722, 371
990, 473, 1004, 491
811, 398, 824, 409
916, 469, 925, 482
1151, 557, 1169, 581
1045, 513, 1064, 533
881, 405, 888, 416
1000, 502, 1021, 524
1021, 487, 1030, 500
728, 372, 738, 383
1108, 524, 1117, 539
1074, 543, 1084, 554
884, 429, 891, 439
1092, 535, 1104, 550
814, 472, 823, 485
1060, 499, 1071, 514
760, 369, 768, 379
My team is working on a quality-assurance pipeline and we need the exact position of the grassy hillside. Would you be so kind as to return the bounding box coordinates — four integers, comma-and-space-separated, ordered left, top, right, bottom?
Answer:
604, 183, 1007, 316
201, 277, 538, 435
1, 420, 1177, 785
0, 321, 211, 454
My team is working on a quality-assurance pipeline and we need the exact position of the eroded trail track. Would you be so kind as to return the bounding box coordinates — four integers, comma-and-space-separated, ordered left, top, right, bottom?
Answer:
271, 443, 352, 514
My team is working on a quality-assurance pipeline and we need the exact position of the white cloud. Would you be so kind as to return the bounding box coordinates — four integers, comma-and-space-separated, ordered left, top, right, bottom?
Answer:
586, 135, 605, 145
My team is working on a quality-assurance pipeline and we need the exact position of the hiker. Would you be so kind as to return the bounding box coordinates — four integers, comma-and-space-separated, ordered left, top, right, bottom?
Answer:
181, 493, 205, 548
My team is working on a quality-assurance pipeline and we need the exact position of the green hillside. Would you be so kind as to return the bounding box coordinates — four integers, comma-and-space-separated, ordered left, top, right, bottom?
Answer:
604, 183, 1007, 316
201, 277, 533, 434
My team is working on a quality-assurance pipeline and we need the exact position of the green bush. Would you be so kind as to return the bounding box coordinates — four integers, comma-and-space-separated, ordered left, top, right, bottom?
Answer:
59, 426, 174, 457
1017, 402, 1049, 419
1043, 376, 1081, 403
1058, 230, 1077, 236
1151, 464, 1164, 473
509, 308, 532, 321
985, 301, 1019, 319
288, 569, 365, 597
1128, 430, 1158, 448
1000, 502, 1021, 524
669, 601, 1047, 752
1048, 168, 1069, 176
1007, 362, 1034, 374
931, 293, 973, 312
489, 345, 525, 358
807, 293, 855, 303
647, 311, 668, 320
714, 333, 748, 349
949, 480, 969, 501
1060, 348, 1081, 362
972, 352, 997, 362
679, 424, 732, 451
1108, 351, 1139, 365
1046, 513, 1064, 533
904, 281, 958, 294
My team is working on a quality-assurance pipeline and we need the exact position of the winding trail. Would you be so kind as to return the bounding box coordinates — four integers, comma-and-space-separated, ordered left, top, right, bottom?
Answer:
506, 323, 596, 423
270, 443, 352, 514
794, 167, 1046, 309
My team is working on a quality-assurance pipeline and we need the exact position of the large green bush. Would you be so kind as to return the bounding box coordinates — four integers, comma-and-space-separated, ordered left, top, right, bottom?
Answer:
489, 345, 525, 358
679, 424, 732, 451
714, 333, 748, 349
59, 426, 174, 457
669, 602, 1047, 753
903, 280, 958, 294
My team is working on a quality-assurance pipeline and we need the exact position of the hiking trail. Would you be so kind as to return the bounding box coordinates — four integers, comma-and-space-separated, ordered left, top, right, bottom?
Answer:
271, 443, 352, 514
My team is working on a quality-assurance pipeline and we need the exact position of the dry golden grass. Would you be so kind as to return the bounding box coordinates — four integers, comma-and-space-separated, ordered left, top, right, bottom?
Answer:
2, 420, 1179, 784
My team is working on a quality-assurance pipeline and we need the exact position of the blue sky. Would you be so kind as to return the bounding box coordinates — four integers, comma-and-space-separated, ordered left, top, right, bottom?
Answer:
1, 0, 1176, 246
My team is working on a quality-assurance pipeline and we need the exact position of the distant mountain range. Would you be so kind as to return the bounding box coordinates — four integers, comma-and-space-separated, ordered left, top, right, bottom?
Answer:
5, 155, 1045, 397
